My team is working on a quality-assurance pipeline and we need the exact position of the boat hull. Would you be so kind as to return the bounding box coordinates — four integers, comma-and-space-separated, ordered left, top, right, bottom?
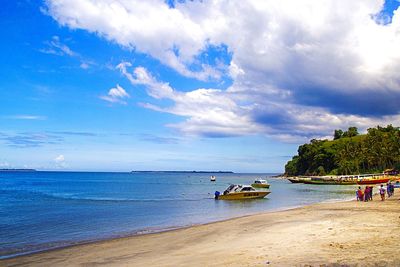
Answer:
303, 179, 357, 185
288, 178, 311, 183
251, 183, 270, 188
357, 178, 390, 185
217, 191, 270, 200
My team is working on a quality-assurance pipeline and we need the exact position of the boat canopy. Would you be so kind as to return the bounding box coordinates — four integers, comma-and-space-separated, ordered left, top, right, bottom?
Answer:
253, 179, 267, 184
240, 186, 256, 192
223, 184, 256, 194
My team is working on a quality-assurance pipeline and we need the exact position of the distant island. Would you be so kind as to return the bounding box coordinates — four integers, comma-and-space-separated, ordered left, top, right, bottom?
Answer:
0, 168, 37, 172
285, 125, 400, 176
131, 171, 234, 173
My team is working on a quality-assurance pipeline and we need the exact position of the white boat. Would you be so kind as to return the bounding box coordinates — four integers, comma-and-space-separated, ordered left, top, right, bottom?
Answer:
210, 175, 216, 181
251, 179, 270, 188
214, 184, 270, 200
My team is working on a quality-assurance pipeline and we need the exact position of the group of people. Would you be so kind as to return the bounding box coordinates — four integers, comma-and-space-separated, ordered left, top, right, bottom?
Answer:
356, 186, 373, 201
386, 182, 395, 198
356, 182, 396, 202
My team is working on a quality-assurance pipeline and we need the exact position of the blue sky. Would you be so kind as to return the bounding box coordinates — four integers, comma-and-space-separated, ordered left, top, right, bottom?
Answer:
1, 0, 399, 172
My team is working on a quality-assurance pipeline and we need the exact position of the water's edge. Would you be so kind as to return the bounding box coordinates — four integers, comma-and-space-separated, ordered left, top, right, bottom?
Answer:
0, 196, 355, 260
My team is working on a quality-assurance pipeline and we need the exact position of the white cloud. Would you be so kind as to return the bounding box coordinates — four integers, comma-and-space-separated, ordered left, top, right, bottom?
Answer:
46, 0, 400, 140
40, 35, 77, 56
54, 154, 67, 168
54, 154, 65, 162
119, 63, 400, 142
41, 36, 96, 69
0, 162, 10, 168
80, 62, 90, 69
100, 84, 130, 104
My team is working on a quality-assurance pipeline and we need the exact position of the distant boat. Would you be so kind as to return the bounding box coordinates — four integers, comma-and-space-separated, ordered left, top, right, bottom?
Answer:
214, 184, 270, 200
288, 177, 311, 183
210, 175, 216, 182
251, 179, 270, 188
303, 178, 357, 185
357, 177, 390, 185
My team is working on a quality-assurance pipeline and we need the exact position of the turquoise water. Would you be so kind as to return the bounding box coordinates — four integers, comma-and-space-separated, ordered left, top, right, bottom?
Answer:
0, 171, 358, 259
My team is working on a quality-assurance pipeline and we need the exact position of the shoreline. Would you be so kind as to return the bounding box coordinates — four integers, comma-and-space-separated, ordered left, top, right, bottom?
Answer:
0, 193, 356, 261
0, 203, 312, 260
2, 190, 399, 266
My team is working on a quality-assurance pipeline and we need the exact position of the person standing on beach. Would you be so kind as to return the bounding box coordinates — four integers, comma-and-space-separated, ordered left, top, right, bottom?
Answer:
379, 185, 386, 201
364, 186, 370, 202
390, 182, 394, 196
356, 187, 363, 201
369, 186, 373, 201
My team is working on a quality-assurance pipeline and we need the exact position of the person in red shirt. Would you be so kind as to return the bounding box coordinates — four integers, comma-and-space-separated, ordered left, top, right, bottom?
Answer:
357, 187, 364, 201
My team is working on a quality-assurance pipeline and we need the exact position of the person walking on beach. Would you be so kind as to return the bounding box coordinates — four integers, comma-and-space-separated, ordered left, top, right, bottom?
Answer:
379, 184, 386, 201
387, 183, 392, 198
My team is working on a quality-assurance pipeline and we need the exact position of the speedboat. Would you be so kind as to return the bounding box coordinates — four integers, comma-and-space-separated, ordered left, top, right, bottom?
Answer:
251, 179, 270, 188
214, 184, 270, 200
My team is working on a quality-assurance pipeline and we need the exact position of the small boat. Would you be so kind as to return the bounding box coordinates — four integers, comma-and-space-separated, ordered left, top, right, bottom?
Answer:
214, 184, 270, 200
357, 177, 390, 185
303, 177, 358, 185
251, 179, 270, 188
288, 177, 301, 183
288, 177, 311, 183
210, 175, 216, 182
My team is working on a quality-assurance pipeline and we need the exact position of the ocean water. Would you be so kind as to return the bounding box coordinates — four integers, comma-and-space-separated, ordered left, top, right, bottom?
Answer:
0, 171, 358, 259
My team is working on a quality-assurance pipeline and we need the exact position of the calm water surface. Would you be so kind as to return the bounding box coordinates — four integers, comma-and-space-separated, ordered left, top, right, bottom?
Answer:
0, 171, 358, 258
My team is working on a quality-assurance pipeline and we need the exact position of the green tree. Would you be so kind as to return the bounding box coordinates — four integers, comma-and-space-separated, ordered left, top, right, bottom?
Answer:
333, 129, 343, 140
342, 127, 358, 138
284, 125, 400, 176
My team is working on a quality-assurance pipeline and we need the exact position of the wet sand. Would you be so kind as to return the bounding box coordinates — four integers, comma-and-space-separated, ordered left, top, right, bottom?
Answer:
2, 192, 400, 266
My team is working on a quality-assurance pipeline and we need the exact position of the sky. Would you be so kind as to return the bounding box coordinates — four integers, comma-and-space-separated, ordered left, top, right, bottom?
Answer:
0, 0, 400, 172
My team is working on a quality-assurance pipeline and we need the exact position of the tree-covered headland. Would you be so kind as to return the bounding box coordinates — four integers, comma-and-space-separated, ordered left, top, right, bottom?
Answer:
285, 125, 400, 176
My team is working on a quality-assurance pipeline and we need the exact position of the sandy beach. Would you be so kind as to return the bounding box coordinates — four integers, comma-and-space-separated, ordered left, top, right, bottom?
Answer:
2, 192, 400, 267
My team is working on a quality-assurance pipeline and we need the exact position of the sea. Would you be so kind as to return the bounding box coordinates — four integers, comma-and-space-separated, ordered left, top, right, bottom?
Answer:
0, 171, 358, 259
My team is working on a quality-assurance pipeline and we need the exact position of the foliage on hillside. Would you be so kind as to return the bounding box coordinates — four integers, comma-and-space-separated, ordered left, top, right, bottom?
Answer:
285, 125, 400, 176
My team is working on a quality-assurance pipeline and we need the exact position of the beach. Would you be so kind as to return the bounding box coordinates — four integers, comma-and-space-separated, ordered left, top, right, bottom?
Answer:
3, 191, 399, 267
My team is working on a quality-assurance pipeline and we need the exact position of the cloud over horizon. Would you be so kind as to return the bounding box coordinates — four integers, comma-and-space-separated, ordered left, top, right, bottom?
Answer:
45, 0, 400, 141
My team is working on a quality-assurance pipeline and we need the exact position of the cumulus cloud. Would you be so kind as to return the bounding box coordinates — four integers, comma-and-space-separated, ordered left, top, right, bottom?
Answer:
118, 63, 400, 142
54, 154, 65, 162
54, 154, 67, 168
46, 0, 400, 141
100, 84, 130, 104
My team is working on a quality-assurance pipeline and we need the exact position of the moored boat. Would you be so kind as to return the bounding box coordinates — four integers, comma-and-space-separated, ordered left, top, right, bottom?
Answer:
302, 177, 358, 185
251, 179, 270, 188
288, 177, 311, 183
288, 177, 301, 183
214, 184, 270, 200
210, 175, 216, 182
357, 177, 390, 185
